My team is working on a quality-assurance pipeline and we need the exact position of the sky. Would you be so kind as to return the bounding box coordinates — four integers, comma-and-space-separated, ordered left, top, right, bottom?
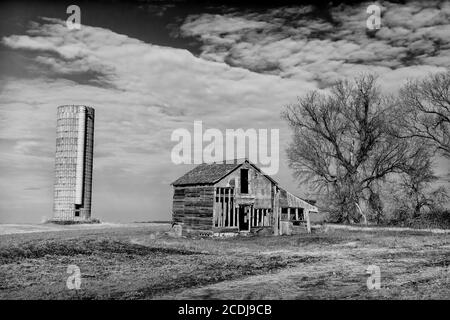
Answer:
0, 0, 449, 223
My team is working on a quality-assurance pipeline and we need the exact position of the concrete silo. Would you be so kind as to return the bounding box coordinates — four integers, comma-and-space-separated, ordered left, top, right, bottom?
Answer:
53, 105, 95, 222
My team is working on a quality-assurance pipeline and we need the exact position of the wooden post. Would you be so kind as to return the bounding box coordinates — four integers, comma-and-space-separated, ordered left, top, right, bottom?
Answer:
233, 188, 237, 227
273, 187, 279, 236
248, 206, 252, 231
213, 188, 217, 227
279, 207, 282, 235
224, 192, 227, 227
220, 188, 224, 227
217, 188, 221, 227
237, 205, 240, 230
219, 188, 222, 227
227, 188, 231, 227
295, 208, 298, 221
222, 189, 226, 227
217, 189, 221, 227
306, 210, 311, 233
222, 188, 225, 227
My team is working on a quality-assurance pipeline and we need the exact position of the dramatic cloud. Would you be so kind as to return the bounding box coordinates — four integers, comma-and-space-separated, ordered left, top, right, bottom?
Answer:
179, 1, 450, 87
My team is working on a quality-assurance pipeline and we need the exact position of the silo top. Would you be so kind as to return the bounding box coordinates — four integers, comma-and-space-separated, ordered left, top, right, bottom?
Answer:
57, 105, 95, 115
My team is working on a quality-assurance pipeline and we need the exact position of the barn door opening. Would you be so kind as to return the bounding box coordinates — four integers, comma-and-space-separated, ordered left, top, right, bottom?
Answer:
238, 205, 250, 231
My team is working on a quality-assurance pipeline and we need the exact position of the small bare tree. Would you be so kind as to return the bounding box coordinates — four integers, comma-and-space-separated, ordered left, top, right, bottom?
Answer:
398, 152, 448, 218
397, 71, 450, 158
282, 74, 424, 223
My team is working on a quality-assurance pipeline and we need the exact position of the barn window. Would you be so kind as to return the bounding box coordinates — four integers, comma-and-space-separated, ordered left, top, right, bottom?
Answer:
74, 204, 81, 217
240, 169, 248, 194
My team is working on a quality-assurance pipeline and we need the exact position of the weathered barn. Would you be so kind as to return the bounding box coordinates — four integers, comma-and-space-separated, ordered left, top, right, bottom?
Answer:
171, 159, 318, 236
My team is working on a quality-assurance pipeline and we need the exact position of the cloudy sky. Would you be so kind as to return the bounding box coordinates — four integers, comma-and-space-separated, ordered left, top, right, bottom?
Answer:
0, 0, 449, 223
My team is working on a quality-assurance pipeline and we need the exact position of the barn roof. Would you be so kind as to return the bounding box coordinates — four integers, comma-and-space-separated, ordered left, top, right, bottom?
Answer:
171, 159, 277, 186
172, 162, 240, 186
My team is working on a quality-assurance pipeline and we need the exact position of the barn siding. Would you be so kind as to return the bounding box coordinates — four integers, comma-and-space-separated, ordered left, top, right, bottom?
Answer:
172, 185, 214, 235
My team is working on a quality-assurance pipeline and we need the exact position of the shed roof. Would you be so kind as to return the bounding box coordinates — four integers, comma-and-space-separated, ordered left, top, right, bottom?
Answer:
278, 187, 318, 212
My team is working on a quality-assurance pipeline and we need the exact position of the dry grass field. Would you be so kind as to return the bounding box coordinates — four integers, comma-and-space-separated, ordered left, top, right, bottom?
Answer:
0, 223, 449, 299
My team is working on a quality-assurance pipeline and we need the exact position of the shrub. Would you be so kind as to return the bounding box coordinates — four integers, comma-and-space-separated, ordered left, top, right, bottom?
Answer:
388, 208, 450, 229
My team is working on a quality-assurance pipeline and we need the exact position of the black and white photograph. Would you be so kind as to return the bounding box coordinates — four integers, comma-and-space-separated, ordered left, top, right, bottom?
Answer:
0, 0, 449, 306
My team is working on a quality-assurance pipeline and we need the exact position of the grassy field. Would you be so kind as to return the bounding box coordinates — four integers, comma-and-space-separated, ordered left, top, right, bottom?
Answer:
0, 224, 449, 299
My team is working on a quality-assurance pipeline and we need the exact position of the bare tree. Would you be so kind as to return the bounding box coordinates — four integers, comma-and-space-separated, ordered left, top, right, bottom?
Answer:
282, 74, 423, 223
398, 152, 448, 218
397, 71, 450, 158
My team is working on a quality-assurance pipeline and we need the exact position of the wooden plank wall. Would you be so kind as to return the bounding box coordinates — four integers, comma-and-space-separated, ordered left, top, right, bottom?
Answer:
173, 185, 214, 234
214, 187, 238, 228
250, 208, 270, 227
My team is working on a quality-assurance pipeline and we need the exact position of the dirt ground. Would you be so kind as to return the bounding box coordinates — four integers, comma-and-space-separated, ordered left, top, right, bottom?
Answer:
0, 223, 448, 299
